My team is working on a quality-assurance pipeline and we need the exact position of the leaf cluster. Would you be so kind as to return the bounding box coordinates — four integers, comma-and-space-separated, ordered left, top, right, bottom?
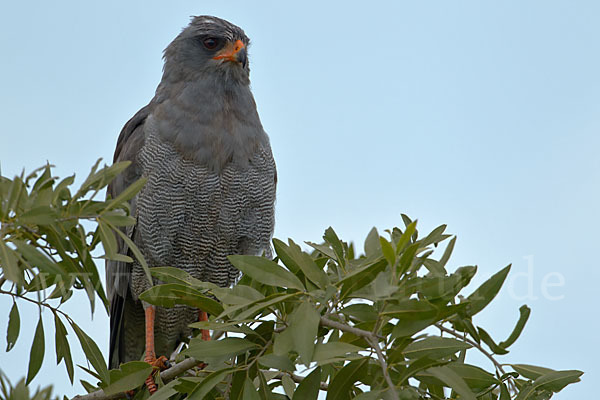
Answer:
92, 218, 582, 399
0, 161, 145, 387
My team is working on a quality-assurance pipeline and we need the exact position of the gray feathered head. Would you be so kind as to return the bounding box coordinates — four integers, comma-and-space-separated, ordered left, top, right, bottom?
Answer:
162, 16, 251, 82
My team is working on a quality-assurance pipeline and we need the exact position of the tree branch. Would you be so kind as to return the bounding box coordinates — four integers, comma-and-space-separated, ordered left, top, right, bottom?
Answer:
321, 316, 398, 400
72, 357, 200, 400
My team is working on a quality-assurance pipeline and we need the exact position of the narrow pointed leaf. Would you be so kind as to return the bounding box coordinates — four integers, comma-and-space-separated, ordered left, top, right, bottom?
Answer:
26, 316, 45, 384
54, 314, 74, 383
425, 366, 477, 400
478, 327, 508, 355
71, 321, 109, 382
326, 358, 368, 400
499, 305, 530, 349
293, 366, 321, 400
289, 301, 320, 365
0, 240, 22, 284
229, 255, 305, 291
188, 368, 234, 400
466, 265, 511, 317
403, 337, 471, 359
102, 361, 153, 395
185, 337, 258, 361
6, 302, 20, 352
242, 377, 261, 400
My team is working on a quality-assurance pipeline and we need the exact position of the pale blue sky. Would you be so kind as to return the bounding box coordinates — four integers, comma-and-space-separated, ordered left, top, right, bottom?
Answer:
0, 1, 598, 398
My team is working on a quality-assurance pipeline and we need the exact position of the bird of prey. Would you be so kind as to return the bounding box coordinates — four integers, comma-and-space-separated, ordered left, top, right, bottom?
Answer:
106, 16, 276, 392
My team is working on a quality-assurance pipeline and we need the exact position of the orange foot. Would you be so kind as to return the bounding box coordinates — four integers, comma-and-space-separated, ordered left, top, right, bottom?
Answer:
144, 355, 169, 394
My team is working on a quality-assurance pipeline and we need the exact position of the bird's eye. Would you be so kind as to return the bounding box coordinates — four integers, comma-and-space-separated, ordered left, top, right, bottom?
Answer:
202, 37, 220, 50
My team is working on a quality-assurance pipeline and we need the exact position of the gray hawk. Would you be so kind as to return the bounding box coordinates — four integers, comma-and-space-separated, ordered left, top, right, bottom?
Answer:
105, 15, 276, 392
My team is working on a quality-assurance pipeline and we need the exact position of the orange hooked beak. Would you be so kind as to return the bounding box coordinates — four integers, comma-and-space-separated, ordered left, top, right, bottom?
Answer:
212, 39, 247, 67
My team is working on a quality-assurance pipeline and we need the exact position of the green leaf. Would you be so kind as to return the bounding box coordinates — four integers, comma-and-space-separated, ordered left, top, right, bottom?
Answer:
96, 210, 135, 227
395, 221, 417, 256
323, 227, 345, 266
289, 301, 320, 365
229, 255, 305, 291
499, 305, 531, 349
397, 357, 447, 386
0, 239, 22, 284
282, 374, 296, 398
340, 304, 378, 323
437, 236, 456, 271
18, 205, 58, 225
13, 241, 63, 275
149, 266, 218, 290
425, 366, 477, 400
379, 237, 396, 267
6, 302, 20, 352
273, 239, 329, 289
188, 368, 234, 400
54, 314, 74, 383
259, 353, 295, 372
224, 292, 300, 321
510, 364, 556, 380
273, 327, 294, 356
150, 379, 180, 400
242, 377, 261, 400
499, 382, 510, 400
185, 337, 258, 361
397, 242, 419, 276
446, 363, 499, 391
312, 342, 363, 363
293, 366, 321, 400
139, 283, 223, 316
363, 227, 381, 258
102, 177, 147, 212
403, 337, 471, 359
466, 265, 511, 316
339, 259, 387, 298
326, 358, 368, 400
97, 220, 118, 258
477, 327, 508, 355
419, 224, 448, 247
534, 370, 583, 392
71, 321, 109, 383
26, 316, 45, 385
108, 220, 152, 286
214, 284, 265, 305
102, 361, 153, 395
514, 370, 583, 399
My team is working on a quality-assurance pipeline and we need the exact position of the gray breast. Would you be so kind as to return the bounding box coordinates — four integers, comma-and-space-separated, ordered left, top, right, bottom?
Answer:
129, 131, 276, 299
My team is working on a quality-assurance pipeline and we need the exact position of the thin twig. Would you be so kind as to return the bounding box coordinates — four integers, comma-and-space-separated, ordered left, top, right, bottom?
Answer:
367, 336, 398, 400
435, 322, 517, 393
320, 316, 382, 339
321, 316, 398, 399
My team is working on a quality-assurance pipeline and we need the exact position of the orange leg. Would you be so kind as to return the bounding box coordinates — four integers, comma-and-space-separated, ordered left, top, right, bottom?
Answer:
144, 306, 168, 394
198, 310, 211, 341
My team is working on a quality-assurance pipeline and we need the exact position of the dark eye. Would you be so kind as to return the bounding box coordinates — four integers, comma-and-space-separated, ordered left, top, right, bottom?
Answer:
202, 37, 220, 50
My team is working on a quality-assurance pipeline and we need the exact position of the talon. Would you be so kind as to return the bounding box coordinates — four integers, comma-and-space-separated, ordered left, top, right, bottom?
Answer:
145, 374, 158, 394
153, 355, 169, 370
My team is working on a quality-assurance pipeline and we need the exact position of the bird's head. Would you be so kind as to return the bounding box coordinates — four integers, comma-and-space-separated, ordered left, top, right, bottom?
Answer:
163, 16, 251, 83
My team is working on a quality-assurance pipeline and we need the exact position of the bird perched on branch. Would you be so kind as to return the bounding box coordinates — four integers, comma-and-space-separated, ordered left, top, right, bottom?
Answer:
106, 16, 276, 392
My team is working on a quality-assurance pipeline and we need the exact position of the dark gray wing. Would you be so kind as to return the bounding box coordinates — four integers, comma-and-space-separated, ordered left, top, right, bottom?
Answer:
107, 102, 153, 369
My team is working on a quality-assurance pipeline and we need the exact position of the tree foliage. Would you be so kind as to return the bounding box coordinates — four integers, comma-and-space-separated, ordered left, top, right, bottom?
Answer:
0, 163, 582, 399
